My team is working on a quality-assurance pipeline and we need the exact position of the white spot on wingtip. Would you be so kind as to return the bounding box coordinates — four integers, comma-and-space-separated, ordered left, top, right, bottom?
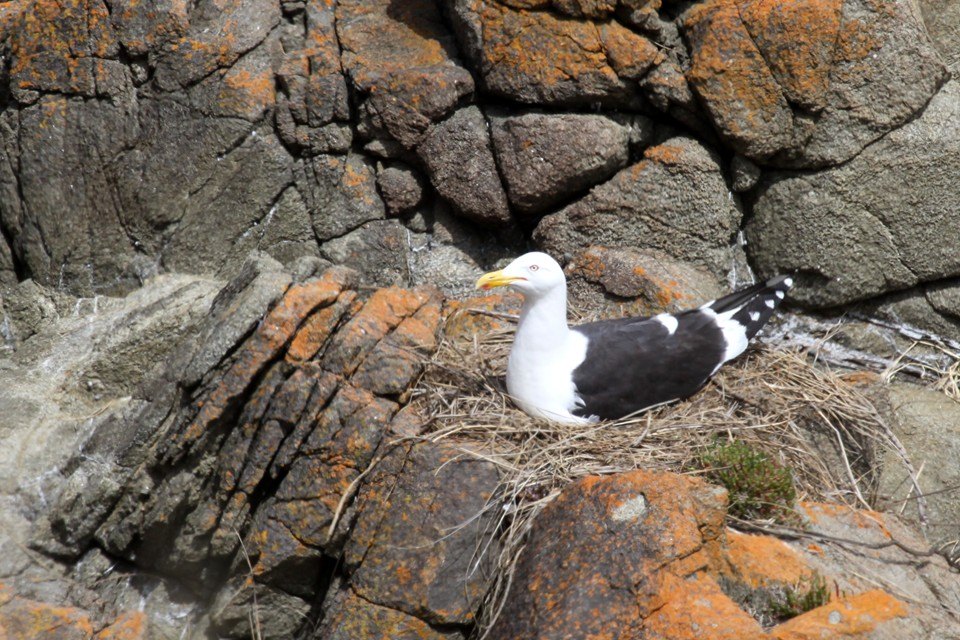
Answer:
655, 313, 679, 335
775, 290, 785, 299
749, 311, 760, 322
765, 299, 775, 309
784, 277, 794, 287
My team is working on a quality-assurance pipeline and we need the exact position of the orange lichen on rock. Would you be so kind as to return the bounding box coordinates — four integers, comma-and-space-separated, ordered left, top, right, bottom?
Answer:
471, 0, 625, 103
0, 584, 96, 639
9, 0, 119, 95
597, 20, 663, 80
645, 573, 767, 640
443, 292, 522, 339
722, 530, 815, 589
799, 502, 893, 538
684, 0, 793, 158
177, 271, 348, 446
770, 589, 908, 639
286, 290, 358, 363
737, 0, 842, 111
323, 287, 436, 376
644, 142, 688, 166
219, 62, 277, 120
96, 611, 147, 639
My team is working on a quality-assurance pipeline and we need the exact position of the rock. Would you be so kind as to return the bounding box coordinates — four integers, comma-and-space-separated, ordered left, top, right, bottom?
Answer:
210, 577, 311, 639
683, 0, 948, 167
445, 0, 643, 107
746, 80, 960, 307
405, 204, 517, 299
488, 470, 747, 639
298, 153, 385, 242
274, 1, 352, 155
344, 441, 499, 626
874, 383, 960, 549
38, 267, 447, 629
488, 111, 631, 215
490, 470, 960, 639
416, 106, 512, 227
316, 583, 465, 640
781, 502, 960, 636
152, 0, 280, 91
535, 136, 742, 279
319, 220, 409, 288
338, 0, 474, 149
376, 162, 427, 216
921, 0, 960, 71
565, 245, 724, 316
0, 236, 15, 290
731, 155, 762, 192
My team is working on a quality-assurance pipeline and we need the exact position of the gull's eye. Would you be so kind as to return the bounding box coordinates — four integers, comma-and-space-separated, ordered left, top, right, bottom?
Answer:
529, 264, 539, 271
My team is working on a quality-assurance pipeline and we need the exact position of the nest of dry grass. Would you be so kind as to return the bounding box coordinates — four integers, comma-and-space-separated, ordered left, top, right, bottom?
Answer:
409, 310, 922, 636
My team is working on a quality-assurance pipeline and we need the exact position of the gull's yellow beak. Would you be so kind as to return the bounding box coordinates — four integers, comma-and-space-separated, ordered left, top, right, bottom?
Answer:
476, 269, 523, 290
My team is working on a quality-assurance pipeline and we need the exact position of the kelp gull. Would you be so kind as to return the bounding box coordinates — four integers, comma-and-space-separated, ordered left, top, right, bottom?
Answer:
476, 252, 792, 424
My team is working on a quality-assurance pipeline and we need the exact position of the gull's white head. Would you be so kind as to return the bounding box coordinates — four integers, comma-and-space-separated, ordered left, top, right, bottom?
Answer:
476, 252, 565, 298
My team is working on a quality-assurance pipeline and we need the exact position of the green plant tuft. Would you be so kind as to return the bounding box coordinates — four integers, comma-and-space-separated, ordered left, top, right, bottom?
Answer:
700, 439, 797, 523
769, 572, 831, 622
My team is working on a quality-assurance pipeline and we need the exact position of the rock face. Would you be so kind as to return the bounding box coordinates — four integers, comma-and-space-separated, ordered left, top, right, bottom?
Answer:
747, 80, 960, 308
19, 259, 498, 638
489, 112, 631, 215
535, 136, 743, 279
2, 0, 960, 638
491, 471, 960, 640
685, 0, 948, 168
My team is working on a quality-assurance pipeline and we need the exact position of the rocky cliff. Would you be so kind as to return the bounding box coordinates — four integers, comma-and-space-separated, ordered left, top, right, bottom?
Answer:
2, 0, 960, 638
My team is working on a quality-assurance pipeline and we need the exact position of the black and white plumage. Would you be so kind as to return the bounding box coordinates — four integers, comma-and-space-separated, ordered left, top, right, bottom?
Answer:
475, 252, 792, 424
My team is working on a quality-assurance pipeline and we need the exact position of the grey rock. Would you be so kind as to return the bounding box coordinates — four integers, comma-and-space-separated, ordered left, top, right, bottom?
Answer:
746, 80, 960, 307
875, 382, 960, 550
535, 136, 742, 279
853, 282, 960, 344
921, 0, 960, 71
405, 204, 517, 298
298, 153, 386, 241
0, 234, 14, 290
317, 582, 465, 640
173, 254, 291, 389
787, 502, 960, 635
730, 155, 761, 192
211, 576, 311, 639
0, 273, 218, 596
416, 106, 512, 227
489, 111, 630, 215
376, 162, 427, 217
320, 219, 409, 287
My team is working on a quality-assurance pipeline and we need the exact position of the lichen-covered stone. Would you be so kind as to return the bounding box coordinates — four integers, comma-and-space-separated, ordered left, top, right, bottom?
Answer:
684, 0, 948, 167
565, 245, 724, 316
446, 0, 641, 107
338, 0, 474, 149
488, 470, 729, 639
344, 441, 500, 625
317, 586, 465, 640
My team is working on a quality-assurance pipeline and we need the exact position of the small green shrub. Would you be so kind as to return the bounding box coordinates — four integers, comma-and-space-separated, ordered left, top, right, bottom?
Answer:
768, 572, 831, 622
700, 439, 797, 523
